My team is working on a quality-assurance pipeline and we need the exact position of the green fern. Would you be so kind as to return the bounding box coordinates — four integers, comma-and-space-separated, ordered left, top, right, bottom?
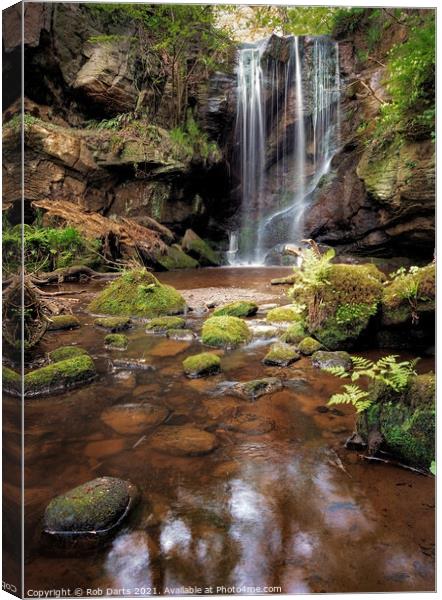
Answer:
328, 385, 372, 413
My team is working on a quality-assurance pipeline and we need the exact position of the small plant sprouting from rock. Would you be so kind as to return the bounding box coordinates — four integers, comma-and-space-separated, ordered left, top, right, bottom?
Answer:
324, 354, 419, 414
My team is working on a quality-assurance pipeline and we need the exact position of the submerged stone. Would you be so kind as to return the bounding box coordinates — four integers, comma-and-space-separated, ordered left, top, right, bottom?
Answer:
234, 377, 283, 400
183, 352, 221, 378
146, 316, 186, 332
47, 314, 80, 331
166, 328, 195, 341
311, 350, 352, 371
48, 346, 89, 362
112, 358, 154, 371
220, 413, 274, 435
297, 337, 323, 356
43, 477, 138, 543
202, 316, 251, 348
148, 425, 219, 456
104, 334, 128, 350
94, 316, 131, 332
101, 403, 169, 435
213, 301, 258, 318
24, 355, 96, 398
263, 343, 300, 367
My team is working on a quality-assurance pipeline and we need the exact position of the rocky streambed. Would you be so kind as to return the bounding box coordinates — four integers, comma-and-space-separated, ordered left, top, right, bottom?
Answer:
6, 267, 434, 594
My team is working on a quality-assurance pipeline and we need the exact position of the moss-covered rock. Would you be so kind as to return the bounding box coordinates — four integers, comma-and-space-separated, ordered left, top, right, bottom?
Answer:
104, 334, 128, 350
360, 374, 435, 468
381, 264, 435, 326
94, 316, 132, 332
181, 229, 221, 266
47, 314, 80, 331
88, 269, 186, 318
263, 343, 300, 367
202, 316, 251, 348
155, 245, 199, 271
44, 477, 138, 542
297, 337, 323, 356
266, 306, 301, 323
311, 350, 352, 371
146, 316, 186, 332
49, 346, 89, 362
183, 352, 221, 378
213, 301, 258, 318
280, 321, 307, 344
234, 377, 283, 400
25, 355, 96, 397
2, 366, 21, 396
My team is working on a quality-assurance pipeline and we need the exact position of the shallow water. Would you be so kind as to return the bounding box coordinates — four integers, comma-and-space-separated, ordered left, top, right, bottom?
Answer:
17, 268, 434, 594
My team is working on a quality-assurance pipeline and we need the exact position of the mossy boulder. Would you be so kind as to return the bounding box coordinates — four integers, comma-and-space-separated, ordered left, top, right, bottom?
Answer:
48, 346, 88, 362
24, 355, 96, 398
43, 477, 138, 544
202, 316, 251, 348
104, 334, 128, 350
263, 343, 300, 367
155, 245, 199, 271
47, 315, 80, 331
94, 316, 131, 332
89, 269, 186, 318
360, 373, 435, 469
213, 301, 258, 318
280, 321, 307, 344
146, 316, 186, 332
381, 264, 435, 326
234, 377, 283, 400
266, 306, 300, 323
181, 229, 221, 266
183, 353, 221, 378
311, 350, 352, 371
2, 366, 21, 396
297, 337, 323, 356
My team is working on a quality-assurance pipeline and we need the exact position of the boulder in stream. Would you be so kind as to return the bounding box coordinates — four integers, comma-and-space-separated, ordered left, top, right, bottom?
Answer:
47, 314, 80, 331
101, 403, 169, 435
94, 316, 131, 332
220, 413, 275, 435
48, 346, 89, 362
24, 355, 96, 398
233, 377, 283, 400
266, 306, 301, 323
297, 337, 323, 356
183, 352, 221, 378
311, 351, 352, 371
104, 334, 128, 350
213, 300, 258, 318
146, 316, 186, 332
263, 343, 300, 367
167, 328, 195, 341
280, 321, 307, 344
202, 316, 251, 348
148, 425, 219, 456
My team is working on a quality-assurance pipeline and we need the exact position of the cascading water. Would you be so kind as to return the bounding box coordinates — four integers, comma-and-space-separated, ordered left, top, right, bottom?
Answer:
232, 35, 341, 265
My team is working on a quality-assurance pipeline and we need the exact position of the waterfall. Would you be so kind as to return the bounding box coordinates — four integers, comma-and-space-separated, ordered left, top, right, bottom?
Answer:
231, 35, 340, 266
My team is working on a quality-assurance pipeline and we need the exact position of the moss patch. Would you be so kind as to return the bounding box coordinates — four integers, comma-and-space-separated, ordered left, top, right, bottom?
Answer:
155, 246, 199, 271
266, 306, 300, 323
49, 346, 88, 362
183, 352, 221, 378
382, 264, 435, 326
213, 301, 258, 318
297, 337, 323, 356
263, 343, 300, 367
94, 317, 131, 332
104, 334, 128, 350
2, 366, 21, 395
201, 316, 251, 348
234, 377, 283, 400
311, 351, 352, 371
25, 355, 96, 397
88, 269, 186, 318
146, 316, 186, 332
47, 315, 80, 331
280, 321, 307, 344
182, 230, 221, 266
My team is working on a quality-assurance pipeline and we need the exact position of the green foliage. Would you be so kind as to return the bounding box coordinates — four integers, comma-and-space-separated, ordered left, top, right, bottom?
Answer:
295, 247, 336, 290
244, 6, 340, 36
327, 384, 372, 414
430, 460, 436, 475
335, 303, 377, 326
332, 8, 365, 34
170, 113, 221, 162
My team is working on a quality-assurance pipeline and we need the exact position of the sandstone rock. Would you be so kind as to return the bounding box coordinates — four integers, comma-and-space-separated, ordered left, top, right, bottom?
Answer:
148, 426, 219, 456
220, 413, 274, 435
101, 403, 169, 435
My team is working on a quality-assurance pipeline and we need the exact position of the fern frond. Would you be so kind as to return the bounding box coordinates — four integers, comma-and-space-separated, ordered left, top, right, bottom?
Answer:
351, 356, 374, 370
327, 384, 371, 413
322, 365, 349, 378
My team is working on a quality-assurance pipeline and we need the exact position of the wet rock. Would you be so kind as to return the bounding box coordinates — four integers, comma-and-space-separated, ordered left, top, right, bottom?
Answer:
94, 317, 131, 332
280, 321, 308, 344
256, 303, 279, 314
266, 306, 300, 323
112, 358, 154, 371
213, 300, 258, 318
220, 413, 274, 435
145, 316, 186, 332
297, 337, 323, 356
47, 314, 80, 331
48, 346, 89, 362
104, 334, 128, 350
183, 353, 221, 379
233, 377, 283, 400
181, 229, 221, 266
283, 377, 310, 392
155, 245, 199, 271
43, 477, 138, 546
311, 351, 352, 371
202, 316, 251, 348
101, 403, 169, 435
248, 322, 279, 340
2, 366, 21, 396
148, 426, 219, 456
25, 355, 96, 398
148, 339, 190, 358
345, 432, 367, 450
166, 328, 195, 341
263, 343, 300, 367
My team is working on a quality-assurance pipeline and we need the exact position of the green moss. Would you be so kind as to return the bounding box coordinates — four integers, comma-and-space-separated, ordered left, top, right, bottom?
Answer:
49, 346, 88, 362
94, 316, 131, 332
44, 477, 130, 533
146, 316, 186, 332
266, 306, 300, 323
88, 269, 186, 318
202, 316, 251, 348
280, 321, 307, 344
47, 315, 80, 331
263, 343, 300, 367
184, 238, 220, 266
183, 352, 221, 378
24, 355, 96, 397
297, 337, 323, 356
314, 302, 378, 349
311, 350, 352, 370
236, 377, 282, 399
213, 301, 258, 318
2, 366, 21, 395
382, 264, 435, 326
104, 334, 128, 350
156, 246, 199, 270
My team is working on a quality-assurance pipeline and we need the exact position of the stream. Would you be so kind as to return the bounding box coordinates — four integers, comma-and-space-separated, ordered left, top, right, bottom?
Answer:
18, 267, 434, 594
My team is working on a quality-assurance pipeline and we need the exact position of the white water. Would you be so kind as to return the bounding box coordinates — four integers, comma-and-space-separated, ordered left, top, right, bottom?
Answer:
232, 36, 341, 265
